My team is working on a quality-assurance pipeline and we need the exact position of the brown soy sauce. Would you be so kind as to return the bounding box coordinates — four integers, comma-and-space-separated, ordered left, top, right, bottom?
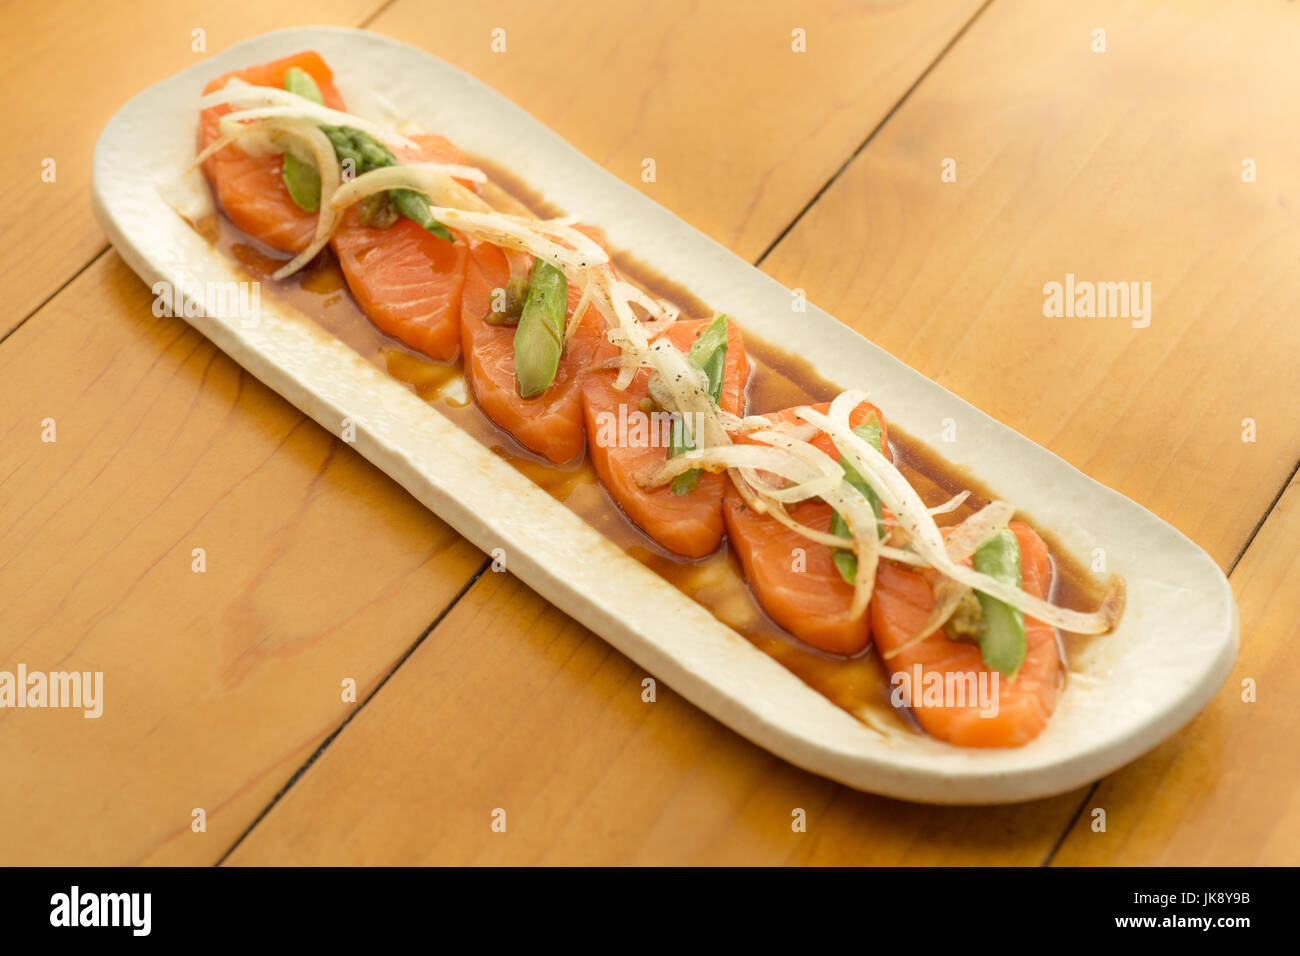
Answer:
202, 162, 1107, 737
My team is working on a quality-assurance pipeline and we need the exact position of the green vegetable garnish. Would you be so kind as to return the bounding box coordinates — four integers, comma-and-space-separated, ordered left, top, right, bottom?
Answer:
972, 529, 1027, 676
356, 192, 399, 229
279, 69, 452, 241
513, 258, 569, 398
830, 414, 884, 584
283, 66, 325, 104
280, 68, 326, 210
282, 153, 321, 211
389, 187, 454, 242
487, 276, 529, 326
669, 314, 729, 495
668, 416, 700, 495
687, 313, 729, 398
943, 590, 983, 642
334, 127, 452, 241
321, 126, 363, 171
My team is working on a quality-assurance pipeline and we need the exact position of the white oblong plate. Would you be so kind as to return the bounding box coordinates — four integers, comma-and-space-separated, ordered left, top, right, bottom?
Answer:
91, 26, 1237, 805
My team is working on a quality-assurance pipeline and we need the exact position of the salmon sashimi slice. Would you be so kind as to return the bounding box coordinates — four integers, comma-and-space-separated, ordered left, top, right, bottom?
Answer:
330, 134, 471, 362
198, 51, 346, 254
871, 521, 1059, 748
723, 400, 890, 656
581, 317, 750, 559
460, 227, 610, 464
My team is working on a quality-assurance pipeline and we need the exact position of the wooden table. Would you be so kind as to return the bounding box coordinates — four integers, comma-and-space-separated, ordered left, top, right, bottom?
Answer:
2, 0, 1296, 866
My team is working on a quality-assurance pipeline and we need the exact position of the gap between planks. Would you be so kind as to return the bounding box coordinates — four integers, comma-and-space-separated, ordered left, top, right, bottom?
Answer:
214, 557, 492, 865
0, 0, 397, 350
752, 0, 996, 269
0, 246, 108, 350
1036, 455, 1300, 867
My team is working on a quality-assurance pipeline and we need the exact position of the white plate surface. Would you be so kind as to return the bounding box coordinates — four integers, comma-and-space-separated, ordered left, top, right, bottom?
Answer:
91, 26, 1238, 804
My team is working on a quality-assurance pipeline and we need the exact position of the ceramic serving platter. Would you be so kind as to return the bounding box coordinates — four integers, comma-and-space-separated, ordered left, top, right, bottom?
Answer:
91, 26, 1237, 804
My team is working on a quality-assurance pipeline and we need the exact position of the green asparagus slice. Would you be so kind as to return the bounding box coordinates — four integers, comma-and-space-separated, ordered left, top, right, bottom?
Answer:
972, 528, 1027, 676
389, 188, 453, 242
513, 259, 569, 398
669, 314, 729, 495
283, 66, 324, 104
277, 70, 452, 240
321, 126, 363, 171
281, 154, 321, 211
281, 68, 325, 210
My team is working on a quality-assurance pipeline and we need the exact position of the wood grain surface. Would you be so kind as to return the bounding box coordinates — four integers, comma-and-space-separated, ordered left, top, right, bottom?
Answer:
365, 0, 987, 263
759, 0, 1300, 571
0, 0, 388, 337
0, 253, 485, 864
1052, 476, 1299, 866
1, 0, 1296, 867
225, 569, 1081, 866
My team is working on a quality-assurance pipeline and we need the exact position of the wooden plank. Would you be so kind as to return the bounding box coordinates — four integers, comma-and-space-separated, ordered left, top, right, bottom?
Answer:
758, 0, 1300, 570
0, 0, 386, 337
366, 0, 987, 263
1051, 471, 1300, 865
0, 252, 485, 864
225, 569, 1082, 865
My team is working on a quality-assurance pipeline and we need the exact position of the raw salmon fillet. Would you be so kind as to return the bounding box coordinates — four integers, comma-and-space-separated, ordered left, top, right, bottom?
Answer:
198, 51, 345, 253
330, 134, 472, 362
871, 521, 1060, 747
460, 227, 611, 464
723, 401, 890, 655
581, 318, 750, 559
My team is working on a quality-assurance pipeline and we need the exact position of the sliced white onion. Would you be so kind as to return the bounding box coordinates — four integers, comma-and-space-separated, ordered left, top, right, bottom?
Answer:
635, 441, 800, 487
878, 544, 931, 568
329, 163, 491, 216
753, 426, 880, 616
728, 471, 848, 549
819, 481, 880, 617
797, 395, 1123, 634
432, 206, 611, 279
881, 501, 1016, 658
734, 465, 840, 506
636, 310, 678, 340
496, 211, 581, 227
928, 490, 971, 516
944, 500, 1017, 562
415, 162, 487, 183
734, 428, 843, 503
601, 281, 681, 394
565, 270, 594, 341
644, 340, 726, 450
638, 437, 878, 616
202, 78, 418, 149
269, 121, 342, 280
879, 492, 973, 526
719, 409, 805, 436
187, 116, 340, 280
189, 117, 272, 173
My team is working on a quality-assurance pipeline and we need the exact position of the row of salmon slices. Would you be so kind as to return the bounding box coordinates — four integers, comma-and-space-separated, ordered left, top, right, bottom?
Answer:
197, 51, 1061, 748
